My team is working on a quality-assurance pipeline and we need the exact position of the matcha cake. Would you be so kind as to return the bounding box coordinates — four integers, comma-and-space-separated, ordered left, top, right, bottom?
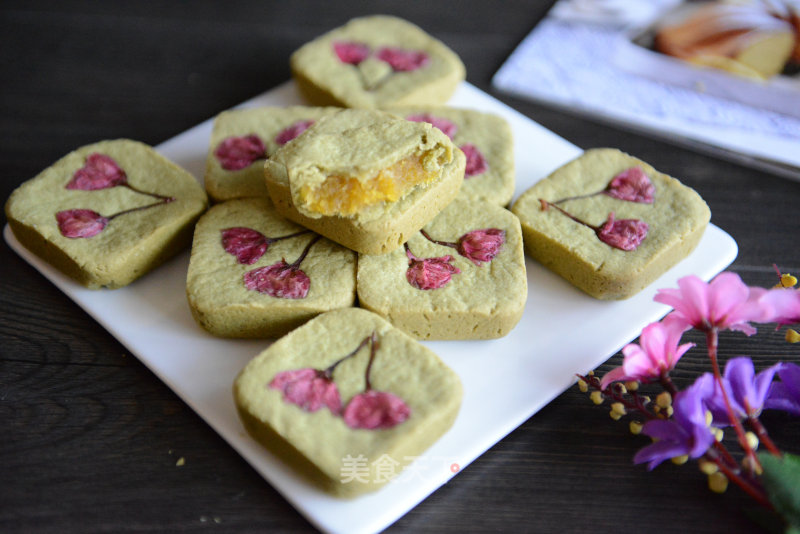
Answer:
5, 139, 208, 289
357, 197, 527, 340
265, 108, 465, 255
186, 197, 357, 338
233, 307, 463, 497
290, 15, 466, 109
511, 148, 710, 300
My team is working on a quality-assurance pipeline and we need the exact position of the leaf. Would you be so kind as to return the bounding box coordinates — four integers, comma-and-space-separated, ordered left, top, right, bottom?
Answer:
759, 452, 800, 533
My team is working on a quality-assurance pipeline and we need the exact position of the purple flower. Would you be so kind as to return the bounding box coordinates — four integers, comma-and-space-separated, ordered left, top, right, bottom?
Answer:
343, 390, 411, 430
376, 47, 429, 71
460, 143, 488, 177
56, 209, 109, 238
66, 153, 128, 190
214, 134, 266, 171
333, 41, 370, 65
405, 113, 458, 139
596, 212, 648, 251
765, 362, 800, 416
634, 377, 716, 470
405, 245, 460, 290
604, 167, 655, 204
275, 120, 315, 146
457, 228, 505, 266
269, 368, 342, 414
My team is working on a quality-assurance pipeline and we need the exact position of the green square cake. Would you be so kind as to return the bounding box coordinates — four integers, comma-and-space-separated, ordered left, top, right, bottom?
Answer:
204, 106, 339, 203
233, 307, 463, 497
390, 107, 515, 206
290, 15, 466, 109
357, 197, 527, 340
186, 197, 357, 338
511, 148, 711, 300
5, 139, 208, 289
265, 108, 465, 255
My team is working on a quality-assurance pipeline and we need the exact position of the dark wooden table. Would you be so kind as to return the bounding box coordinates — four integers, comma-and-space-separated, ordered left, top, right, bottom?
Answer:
2, 2, 798, 532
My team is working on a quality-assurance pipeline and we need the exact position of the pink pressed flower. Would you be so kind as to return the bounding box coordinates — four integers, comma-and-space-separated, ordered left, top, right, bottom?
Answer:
66, 153, 128, 190
457, 228, 505, 266
460, 143, 488, 177
601, 320, 695, 389
405, 114, 458, 139
214, 134, 266, 171
343, 390, 411, 430
604, 167, 655, 204
596, 212, 648, 251
56, 209, 109, 238
655, 272, 773, 335
405, 245, 460, 290
275, 120, 315, 145
269, 368, 342, 414
221, 227, 268, 265
333, 41, 370, 65
376, 47, 430, 71
243, 261, 311, 299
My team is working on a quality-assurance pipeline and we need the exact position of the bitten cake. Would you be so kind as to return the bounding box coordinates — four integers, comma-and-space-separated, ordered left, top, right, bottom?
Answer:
5, 139, 208, 289
186, 197, 356, 338
391, 106, 515, 206
290, 15, 466, 108
205, 106, 339, 203
357, 197, 527, 340
265, 108, 465, 255
511, 148, 710, 300
233, 307, 463, 497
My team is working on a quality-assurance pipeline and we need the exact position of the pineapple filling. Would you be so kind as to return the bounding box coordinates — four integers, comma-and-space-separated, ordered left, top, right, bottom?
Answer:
299, 152, 442, 217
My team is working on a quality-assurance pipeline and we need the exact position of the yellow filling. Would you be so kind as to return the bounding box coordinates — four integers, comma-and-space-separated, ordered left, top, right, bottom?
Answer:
299, 152, 441, 217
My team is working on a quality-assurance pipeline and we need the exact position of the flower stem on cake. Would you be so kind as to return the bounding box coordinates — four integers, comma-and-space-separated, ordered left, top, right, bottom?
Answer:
66, 152, 176, 202
404, 242, 461, 290
221, 227, 310, 265
243, 235, 320, 299
56, 197, 175, 239
552, 167, 655, 205
539, 199, 648, 251
420, 228, 505, 266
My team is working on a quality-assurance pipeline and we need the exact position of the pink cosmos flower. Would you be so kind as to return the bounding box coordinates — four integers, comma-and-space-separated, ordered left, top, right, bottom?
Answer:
56, 209, 109, 238
596, 212, 648, 251
214, 134, 266, 171
243, 261, 311, 299
460, 143, 488, 177
221, 227, 268, 264
405, 245, 461, 290
604, 167, 655, 204
376, 47, 430, 71
343, 390, 411, 430
405, 114, 458, 139
269, 368, 342, 414
275, 120, 315, 145
601, 320, 695, 389
333, 41, 370, 65
457, 228, 505, 266
655, 272, 773, 335
66, 153, 128, 190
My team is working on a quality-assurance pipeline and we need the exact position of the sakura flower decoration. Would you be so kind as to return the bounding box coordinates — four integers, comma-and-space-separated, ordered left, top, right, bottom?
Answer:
405, 244, 461, 290
56, 209, 108, 238
66, 153, 128, 190
214, 134, 266, 171
343, 390, 411, 430
405, 113, 458, 139
596, 212, 649, 251
765, 362, 800, 416
421, 228, 505, 266
275, 120, 315, 146
333, 41, 370, 65
376, 46, 430, 71
633, 378, 715, 470
269, 368, 342, 414
655, 272, 773, 335
604, 167, 655, 204
221, 227, 308, 265
460, 143, 488, 177
600, 320, 695, 389
243, 235, 319, 299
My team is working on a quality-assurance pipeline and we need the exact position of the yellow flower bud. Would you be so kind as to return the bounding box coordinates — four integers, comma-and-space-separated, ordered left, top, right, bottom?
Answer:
610, 410, 623, 421
664, 406, 674, 418
671, 455, 689, 465
713, 428, 724, 442
590, 391, 604, 405
705, 410, 713, 426
629, 421, 643, 435
786, 329, 800, 343
577, 378, 588, 393
656, 391, 672, 409
625, 381, 639, 392
611, 402, 626, 416
780, 273, 798, 288
616, 384, 628, 395
708, 472, 728, 493
698, 459, 718, 475
745, 432, 759, 450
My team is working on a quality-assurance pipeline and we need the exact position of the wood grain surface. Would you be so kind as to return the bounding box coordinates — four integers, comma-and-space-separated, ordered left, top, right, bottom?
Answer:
1, 1, 798, 532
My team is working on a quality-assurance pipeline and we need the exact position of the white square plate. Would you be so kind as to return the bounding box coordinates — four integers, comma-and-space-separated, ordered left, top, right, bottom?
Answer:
4, 81, 737, 534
